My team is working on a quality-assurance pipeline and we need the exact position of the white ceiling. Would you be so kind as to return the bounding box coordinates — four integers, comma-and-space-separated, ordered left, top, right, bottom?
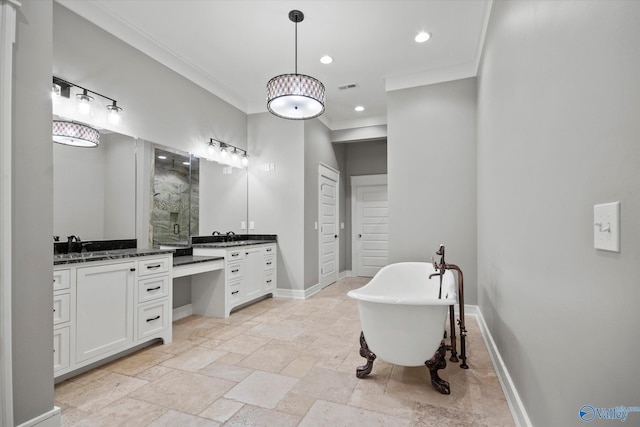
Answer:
57, 0, 492, 131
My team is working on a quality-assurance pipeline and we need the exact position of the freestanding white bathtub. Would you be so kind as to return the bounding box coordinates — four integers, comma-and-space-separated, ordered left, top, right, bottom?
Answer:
347, 262, 457, 393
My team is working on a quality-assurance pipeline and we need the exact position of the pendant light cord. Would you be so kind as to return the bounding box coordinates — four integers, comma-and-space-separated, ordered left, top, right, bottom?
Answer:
294, 19, 298, 75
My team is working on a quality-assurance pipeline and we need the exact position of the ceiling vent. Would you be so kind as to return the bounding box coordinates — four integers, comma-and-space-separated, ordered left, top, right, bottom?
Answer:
338, 83, 359, 90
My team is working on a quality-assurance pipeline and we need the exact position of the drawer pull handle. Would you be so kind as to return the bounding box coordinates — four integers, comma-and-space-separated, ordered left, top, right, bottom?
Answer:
266, 280, 272, 283
146, 315, 160, 322
231, 269, 239, 273
231, 253, 239, 257
53, 308, 56, 312
147, 286, 161, 292
146, 264, 162, 269
130, 268, 136, 272
231, 290, 239, 295
266, 262, 272, 266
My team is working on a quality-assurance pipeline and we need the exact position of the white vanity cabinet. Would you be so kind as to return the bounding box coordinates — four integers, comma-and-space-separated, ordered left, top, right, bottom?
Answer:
192, 243, 277, 318
53, 269, 71, 373
53, 252, 172, 380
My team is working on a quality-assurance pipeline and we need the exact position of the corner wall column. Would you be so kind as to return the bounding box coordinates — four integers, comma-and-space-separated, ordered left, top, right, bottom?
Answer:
0, 1, 22, 425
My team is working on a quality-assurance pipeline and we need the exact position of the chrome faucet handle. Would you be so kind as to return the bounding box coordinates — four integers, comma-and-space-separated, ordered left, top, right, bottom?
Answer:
431, 256, 438, 271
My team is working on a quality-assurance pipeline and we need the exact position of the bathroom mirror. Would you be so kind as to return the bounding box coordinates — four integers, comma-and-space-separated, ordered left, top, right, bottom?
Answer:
145, 143, 249, 247
151, 148, 199, 246
53, 130, 137, 241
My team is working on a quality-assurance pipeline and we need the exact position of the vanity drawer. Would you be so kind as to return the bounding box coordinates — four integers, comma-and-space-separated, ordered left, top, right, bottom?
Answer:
53, 326, 70, 372
138, 276, 169, 303
53, 293, 70, 325
264, 255, 275, 271
229, 280, 242, 304
227, 250, 245, 261
137, 300, 169, 340
264, 271, 275, 291
226, 261, 243, 280
138, 257, 170, 277
53, 269, 70, 291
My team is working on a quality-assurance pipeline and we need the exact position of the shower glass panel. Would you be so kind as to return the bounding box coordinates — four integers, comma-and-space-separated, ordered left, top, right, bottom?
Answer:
151, 148, 199, 246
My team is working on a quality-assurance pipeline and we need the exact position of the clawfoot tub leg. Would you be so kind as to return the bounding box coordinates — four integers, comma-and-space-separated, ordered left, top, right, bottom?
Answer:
425, 341, 450, 394
448, 305, 459, 362
356, 331, 377, 378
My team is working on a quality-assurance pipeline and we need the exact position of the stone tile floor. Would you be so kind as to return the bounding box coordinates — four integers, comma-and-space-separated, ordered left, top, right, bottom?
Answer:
55, 277, 515, 426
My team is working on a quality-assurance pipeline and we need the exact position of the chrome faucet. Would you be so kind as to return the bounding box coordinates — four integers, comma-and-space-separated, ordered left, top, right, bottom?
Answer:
211, 231, 221, 236
225, 231, 236, 242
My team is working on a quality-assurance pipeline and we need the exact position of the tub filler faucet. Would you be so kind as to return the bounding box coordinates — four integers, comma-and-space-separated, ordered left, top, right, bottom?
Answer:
430, 244, 469, 369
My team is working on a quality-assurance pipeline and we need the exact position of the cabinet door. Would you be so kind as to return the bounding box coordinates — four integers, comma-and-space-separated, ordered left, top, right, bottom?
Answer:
243, 248, 263, 301
76, 262, 135, 363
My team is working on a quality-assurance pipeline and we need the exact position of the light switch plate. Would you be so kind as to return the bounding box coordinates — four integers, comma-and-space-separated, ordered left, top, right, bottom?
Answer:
594, 201, 620, 252
249, 221, 255, 230
241, 221, 247, 230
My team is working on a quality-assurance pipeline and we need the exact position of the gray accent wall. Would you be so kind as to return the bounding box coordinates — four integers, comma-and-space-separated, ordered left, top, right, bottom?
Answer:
387, 78, 478, 304
342, 140, 388, 272
304, 119, 341, 288
477, 1, 640, 425
248, 113, 305, 291
53, 3, 247, 159
12, 0, 55, 424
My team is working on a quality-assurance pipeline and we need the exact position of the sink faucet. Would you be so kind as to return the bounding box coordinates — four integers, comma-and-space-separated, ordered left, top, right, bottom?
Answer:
225, 231, 236, 242
67, 235, 81, 253
212, 231, 221, 236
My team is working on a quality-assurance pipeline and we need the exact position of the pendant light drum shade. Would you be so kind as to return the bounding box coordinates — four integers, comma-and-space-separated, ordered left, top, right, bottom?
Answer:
266, 10, 325, 120
267, 73, 325, 119
52, 120, 100, 147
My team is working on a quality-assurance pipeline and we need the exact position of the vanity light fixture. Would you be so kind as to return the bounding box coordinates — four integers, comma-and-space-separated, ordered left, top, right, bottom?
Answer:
266, 10, 325, 120
207, 138, 217, 154
76, 89, 94, 115
52, 120, 100, 148
206, 138, 248, 167
52, 76, 124, 125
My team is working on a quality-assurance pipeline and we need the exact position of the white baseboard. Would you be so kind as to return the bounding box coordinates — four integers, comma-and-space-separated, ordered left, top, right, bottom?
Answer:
172, 304, 193, 321
338, 270, 353, 280
275, 282, 322, 300
16, 406, 61, 427
472, 306, 532, 427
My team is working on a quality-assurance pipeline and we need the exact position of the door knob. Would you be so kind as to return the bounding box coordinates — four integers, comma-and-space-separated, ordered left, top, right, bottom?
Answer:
334, 235, 338, 239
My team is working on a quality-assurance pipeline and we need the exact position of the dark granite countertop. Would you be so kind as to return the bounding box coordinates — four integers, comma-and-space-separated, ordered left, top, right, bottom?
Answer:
192, 240, 277, 249
173, 255, 224, 267
54, 248, 174, 266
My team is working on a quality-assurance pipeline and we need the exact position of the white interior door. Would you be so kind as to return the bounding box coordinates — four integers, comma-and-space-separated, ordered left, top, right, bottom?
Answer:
319, 164, 339, 288
352, 175, 388, 277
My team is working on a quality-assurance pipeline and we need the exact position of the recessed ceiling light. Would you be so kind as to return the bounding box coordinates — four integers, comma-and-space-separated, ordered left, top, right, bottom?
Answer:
354, 106, 365, 112
415, 31, 431, 43
320, 55, 333, 64
157, 155, 167, 160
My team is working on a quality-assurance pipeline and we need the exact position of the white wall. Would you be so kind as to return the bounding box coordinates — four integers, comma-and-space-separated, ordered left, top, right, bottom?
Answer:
12, 0, 55, 424
387, 77, 478, 303
248, 113, 305, 291
477, 1, 640, 425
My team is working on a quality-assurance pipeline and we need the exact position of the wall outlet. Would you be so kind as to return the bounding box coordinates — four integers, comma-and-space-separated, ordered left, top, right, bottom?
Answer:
594, 201, 620, 252
241, 221, 247, 230
340, 222, 345, 229
249, 221, 255, 230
